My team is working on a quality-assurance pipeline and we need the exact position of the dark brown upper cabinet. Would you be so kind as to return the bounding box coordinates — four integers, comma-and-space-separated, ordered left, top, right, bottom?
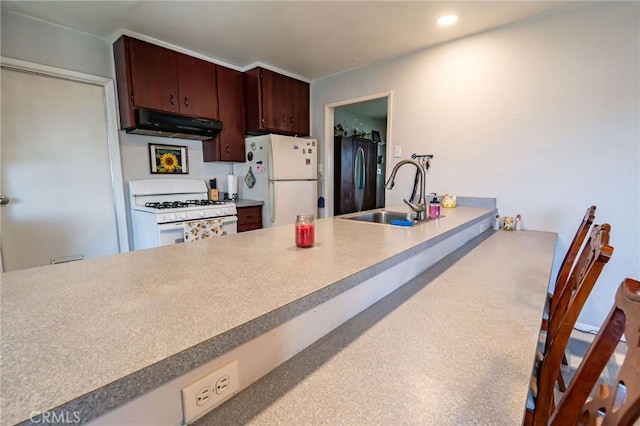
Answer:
113, 35, 218, 130
203, 66, 246, 162
244, 67, 310, 136
176, 53, 218, 120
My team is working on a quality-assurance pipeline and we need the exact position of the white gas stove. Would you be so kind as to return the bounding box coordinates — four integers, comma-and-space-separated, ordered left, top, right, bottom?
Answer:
129, 179, 238, 250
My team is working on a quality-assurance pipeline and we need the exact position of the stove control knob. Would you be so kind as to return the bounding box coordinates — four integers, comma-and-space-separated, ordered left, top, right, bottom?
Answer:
198, 211, 205, 217
169, 213, 177, 221
179, 212, 187, 220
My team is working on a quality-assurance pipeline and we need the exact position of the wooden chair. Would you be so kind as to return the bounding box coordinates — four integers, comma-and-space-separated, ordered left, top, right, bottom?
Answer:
543, 205, 597, 331
550, 278, 640, 425
525, 223, 614, 425
542, 206, 596, 392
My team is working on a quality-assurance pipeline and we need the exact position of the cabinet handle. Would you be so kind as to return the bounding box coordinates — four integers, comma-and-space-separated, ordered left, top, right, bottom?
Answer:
226, 145, 230, 154
245, 214, 254, 218
184, 97, 189, 108
291, 115, 295, 123
169, 94, 175, 106
282, 114, 287, 123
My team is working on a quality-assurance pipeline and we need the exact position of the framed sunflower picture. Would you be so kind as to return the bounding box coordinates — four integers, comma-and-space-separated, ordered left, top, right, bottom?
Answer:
149, 143, 188, 174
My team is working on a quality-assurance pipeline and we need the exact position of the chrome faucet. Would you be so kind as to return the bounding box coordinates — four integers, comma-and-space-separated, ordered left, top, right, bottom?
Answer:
385, 159, 427, 220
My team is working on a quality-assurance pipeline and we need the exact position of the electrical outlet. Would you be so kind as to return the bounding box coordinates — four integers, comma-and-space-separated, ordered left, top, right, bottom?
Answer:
181, 360, 239, 424
394, 146, 402, 158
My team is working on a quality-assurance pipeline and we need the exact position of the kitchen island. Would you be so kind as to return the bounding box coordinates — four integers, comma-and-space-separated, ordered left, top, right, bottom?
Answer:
0, 201, 550, 425
197, 229, 557, 425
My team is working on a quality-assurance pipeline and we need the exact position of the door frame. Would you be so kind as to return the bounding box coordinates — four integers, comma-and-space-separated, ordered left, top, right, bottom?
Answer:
0, 57, 130, 257
323, 91, 393, 218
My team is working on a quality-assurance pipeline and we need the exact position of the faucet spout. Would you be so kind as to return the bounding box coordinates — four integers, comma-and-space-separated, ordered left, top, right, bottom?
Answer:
384, 159, 427, 220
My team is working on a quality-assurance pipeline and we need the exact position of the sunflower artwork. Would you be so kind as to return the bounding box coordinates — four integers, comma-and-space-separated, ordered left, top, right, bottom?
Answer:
149, 143, 189, 174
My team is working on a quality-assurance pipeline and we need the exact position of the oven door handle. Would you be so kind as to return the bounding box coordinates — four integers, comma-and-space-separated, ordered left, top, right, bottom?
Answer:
157, 216, 238, 231
157, 222, 186, 231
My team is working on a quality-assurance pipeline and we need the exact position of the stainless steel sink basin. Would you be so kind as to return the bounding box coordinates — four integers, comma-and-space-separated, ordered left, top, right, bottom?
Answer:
340, 210, 442, 225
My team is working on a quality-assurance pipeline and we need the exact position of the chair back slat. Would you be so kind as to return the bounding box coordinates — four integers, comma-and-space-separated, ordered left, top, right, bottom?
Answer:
533, 223, 614, 425
550, 278, 640, 426
548, 223, 610, 339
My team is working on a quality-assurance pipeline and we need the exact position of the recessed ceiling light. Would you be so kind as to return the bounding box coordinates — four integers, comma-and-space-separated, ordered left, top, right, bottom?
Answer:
437, 14, 458, 26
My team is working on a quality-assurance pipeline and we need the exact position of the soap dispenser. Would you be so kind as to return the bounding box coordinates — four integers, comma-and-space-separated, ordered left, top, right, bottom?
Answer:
428, 193, 441, 218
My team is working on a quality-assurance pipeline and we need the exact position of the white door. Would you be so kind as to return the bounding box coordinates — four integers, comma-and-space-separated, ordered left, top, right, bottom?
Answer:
0, 68, 120, 272
269, 135, 317, 180
270, 180, 317, 227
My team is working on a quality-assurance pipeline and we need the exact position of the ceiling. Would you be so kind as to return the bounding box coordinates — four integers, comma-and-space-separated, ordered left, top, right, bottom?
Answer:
1, 1, 576, 81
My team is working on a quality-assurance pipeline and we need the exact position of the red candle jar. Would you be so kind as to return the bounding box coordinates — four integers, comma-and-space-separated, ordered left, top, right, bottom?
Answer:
295, 214, 315, 248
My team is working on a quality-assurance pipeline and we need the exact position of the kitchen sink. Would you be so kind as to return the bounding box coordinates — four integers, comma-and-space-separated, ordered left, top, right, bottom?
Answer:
340, 210, 442, 225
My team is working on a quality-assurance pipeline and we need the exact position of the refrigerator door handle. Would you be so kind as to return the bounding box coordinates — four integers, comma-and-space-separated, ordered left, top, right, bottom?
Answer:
268, 137, 276, 181
269, 180, 277, 225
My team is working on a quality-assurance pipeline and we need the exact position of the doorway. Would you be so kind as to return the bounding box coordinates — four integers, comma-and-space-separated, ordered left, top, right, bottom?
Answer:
0, 60, 128, 272
329, 95, 390, 216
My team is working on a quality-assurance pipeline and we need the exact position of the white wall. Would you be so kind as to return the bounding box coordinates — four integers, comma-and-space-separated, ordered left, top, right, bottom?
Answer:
1, 10, 114, 79
119, 133, 233, 187
311, 2, 640, 328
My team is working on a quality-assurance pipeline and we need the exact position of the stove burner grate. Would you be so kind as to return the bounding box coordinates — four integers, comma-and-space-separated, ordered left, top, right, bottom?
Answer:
144, 200, 230, 209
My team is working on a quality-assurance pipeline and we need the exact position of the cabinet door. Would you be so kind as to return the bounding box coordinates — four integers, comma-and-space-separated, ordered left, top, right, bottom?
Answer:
128, 38, 178, 113
204, 66, 245, 162
237, 206, 263, 232
177, 53, 218, 120
290, 78, 310, 135
261, 69, 290, 132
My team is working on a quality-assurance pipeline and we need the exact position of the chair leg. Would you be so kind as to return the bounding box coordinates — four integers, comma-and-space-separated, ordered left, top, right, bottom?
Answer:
557, 354, 568, 392
524, 408, 534, 426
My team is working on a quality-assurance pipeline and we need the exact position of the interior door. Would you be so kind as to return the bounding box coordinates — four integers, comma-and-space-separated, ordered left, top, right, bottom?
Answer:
0, 68, 120, 272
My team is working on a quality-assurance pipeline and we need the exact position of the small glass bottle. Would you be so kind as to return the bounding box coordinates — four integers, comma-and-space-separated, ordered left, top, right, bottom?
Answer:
515, 214, 523, 231
295, 214, 315, 248
493, 214, 501, 231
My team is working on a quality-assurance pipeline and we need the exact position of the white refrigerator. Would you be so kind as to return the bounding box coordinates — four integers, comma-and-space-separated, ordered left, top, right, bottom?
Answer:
233, 134, 317, 227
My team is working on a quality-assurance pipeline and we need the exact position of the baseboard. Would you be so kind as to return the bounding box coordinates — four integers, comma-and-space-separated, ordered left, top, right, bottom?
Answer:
574, 321, 600, 335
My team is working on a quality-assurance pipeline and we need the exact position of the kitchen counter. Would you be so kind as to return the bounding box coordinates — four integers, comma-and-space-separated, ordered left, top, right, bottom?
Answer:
234, 199, 264, 208
197, 230, 557, 425
1, 205, 497, 425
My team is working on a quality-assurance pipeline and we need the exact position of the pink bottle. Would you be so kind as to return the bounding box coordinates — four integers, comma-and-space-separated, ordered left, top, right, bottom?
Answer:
428, 193, 441, 218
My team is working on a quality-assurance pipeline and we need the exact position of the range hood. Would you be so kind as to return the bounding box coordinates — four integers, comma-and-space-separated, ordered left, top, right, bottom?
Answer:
127, 108, 223, 141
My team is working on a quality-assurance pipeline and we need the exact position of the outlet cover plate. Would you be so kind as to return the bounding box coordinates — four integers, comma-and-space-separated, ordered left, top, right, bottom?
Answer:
181, 360, 239, 424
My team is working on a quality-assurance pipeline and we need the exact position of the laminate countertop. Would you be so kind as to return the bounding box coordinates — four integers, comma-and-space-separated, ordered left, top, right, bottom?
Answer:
0, 203, 496, 425
197, 230, 558, 425
234, 199, 264, 208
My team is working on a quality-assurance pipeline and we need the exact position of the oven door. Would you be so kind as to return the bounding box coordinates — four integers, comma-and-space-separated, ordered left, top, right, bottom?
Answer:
157, 216, 238, 246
